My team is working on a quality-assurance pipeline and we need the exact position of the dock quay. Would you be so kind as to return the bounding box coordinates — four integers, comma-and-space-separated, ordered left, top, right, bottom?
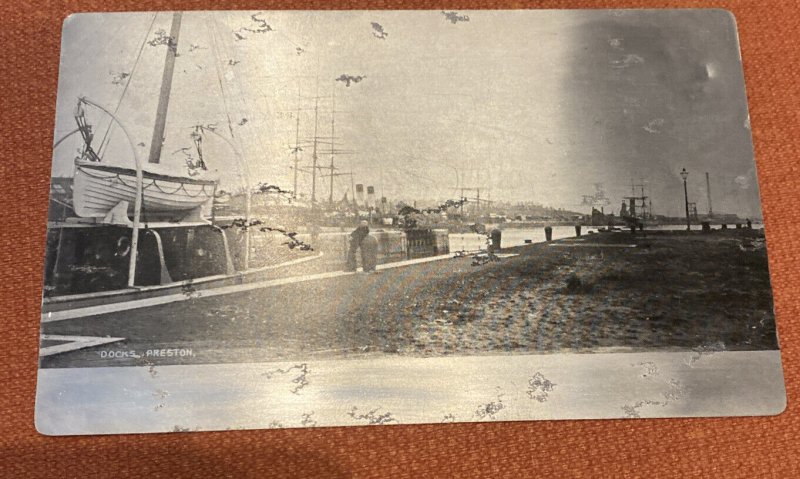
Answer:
40, 228, 775, 368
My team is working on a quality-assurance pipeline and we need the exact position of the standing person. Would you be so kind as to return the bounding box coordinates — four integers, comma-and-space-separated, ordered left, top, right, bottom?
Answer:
346, 220, 370, 271
360, 233, 379, 273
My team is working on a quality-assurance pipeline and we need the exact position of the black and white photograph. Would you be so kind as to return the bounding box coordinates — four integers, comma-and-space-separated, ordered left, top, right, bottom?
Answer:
36, 9, 785, 435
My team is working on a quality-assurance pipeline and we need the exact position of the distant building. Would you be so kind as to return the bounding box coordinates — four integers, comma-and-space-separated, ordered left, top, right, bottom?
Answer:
591, 207, 617, 226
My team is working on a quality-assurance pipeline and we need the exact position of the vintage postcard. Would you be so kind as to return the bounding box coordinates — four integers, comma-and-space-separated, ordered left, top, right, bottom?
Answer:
36, 9, 785, 435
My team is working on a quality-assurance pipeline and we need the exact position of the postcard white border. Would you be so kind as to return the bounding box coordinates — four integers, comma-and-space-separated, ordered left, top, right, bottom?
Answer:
35, 350, 785, 435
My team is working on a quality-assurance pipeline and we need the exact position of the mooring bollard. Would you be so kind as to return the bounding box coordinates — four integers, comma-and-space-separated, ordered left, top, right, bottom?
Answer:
545, 226, 553, 242
702, 221, 711, 233
490, 228, 502, 252
575, 225, 582, 237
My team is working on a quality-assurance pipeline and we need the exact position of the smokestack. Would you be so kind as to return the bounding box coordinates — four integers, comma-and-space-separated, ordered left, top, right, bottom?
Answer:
355, 184, 365, 206
706, 172, 713, 217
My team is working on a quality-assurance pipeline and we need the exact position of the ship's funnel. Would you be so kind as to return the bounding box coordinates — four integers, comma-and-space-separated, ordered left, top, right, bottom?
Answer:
367, 186, 375, 208
355, 184, 365, 206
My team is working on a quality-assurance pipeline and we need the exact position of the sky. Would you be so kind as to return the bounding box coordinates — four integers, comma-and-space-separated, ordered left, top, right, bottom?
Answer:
52, 9, 763, 217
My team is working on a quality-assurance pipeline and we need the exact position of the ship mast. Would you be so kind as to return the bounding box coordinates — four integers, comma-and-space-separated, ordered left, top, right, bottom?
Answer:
147, 12, 183, 164
329, 90, 336, 205
292, 94, 301, 200
311, 96, 319, 204
129, 12, 182, 287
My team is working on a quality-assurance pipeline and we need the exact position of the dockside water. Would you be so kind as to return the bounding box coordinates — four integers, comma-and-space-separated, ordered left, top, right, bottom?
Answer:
448, 225, 579, 252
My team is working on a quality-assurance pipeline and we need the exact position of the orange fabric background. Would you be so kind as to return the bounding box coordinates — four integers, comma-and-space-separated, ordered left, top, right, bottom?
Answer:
1, 1, 798, 477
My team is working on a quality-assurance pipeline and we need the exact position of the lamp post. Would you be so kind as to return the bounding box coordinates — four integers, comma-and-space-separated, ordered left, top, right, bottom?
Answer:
680, 168, 690, 231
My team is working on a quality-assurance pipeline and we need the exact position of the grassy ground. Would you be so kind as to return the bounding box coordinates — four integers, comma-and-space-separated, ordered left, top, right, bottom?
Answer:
41, 229, 777, 368
400, 229, 776, 355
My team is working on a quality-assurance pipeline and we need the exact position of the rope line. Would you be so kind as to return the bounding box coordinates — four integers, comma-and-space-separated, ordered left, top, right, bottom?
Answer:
206, 13, 237, 142
98, 12, 159, 159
